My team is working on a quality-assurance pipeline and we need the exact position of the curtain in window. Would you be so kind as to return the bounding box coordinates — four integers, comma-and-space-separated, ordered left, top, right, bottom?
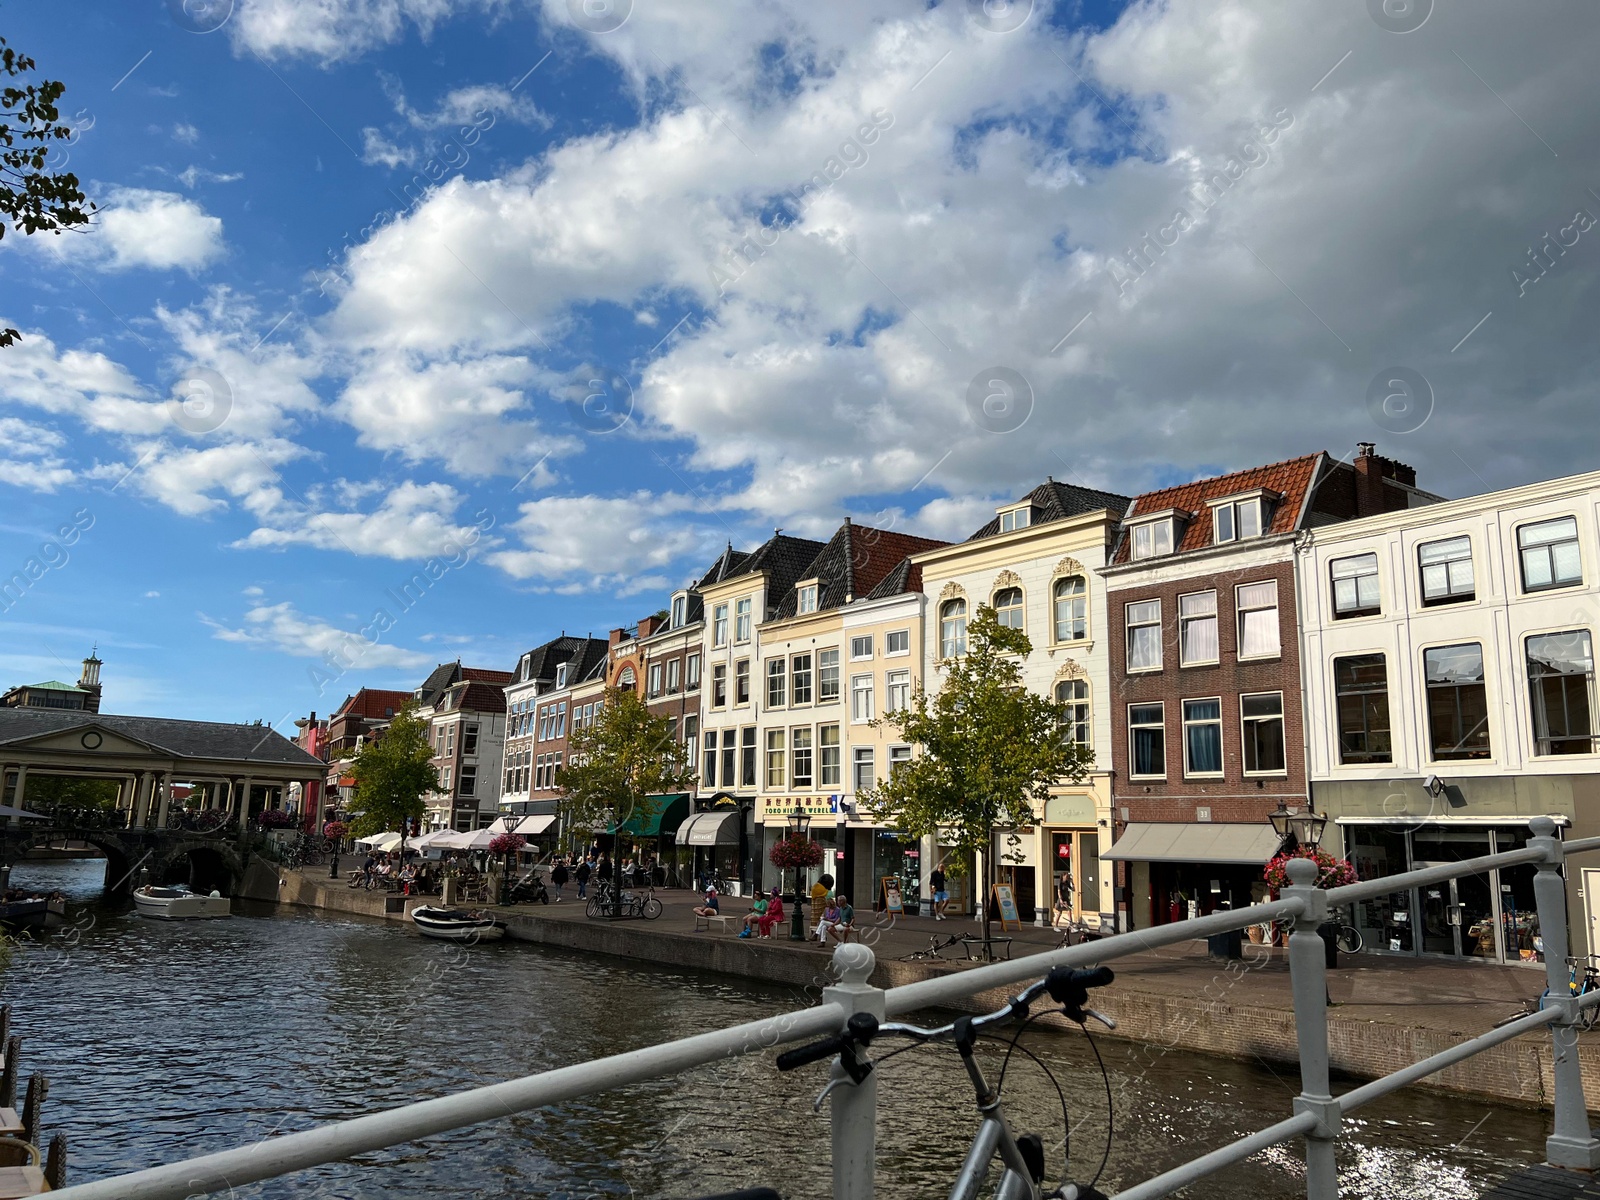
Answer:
1236, 581, 1279, 656
1184, 699, 1222, 774
1179, 592, 1218, 663
1127, 600, 1161, 670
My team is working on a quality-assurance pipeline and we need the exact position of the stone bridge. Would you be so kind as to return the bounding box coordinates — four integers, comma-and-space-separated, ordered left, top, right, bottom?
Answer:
17, 822, 256, 895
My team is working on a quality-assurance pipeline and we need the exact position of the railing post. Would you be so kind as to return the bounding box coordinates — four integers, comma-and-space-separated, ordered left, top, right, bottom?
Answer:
1529, 816, 1600, 1169
822, 944, 884, 1200
1283, 858, 1340, 1200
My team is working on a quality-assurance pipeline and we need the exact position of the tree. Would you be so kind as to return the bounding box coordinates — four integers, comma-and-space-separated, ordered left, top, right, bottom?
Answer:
13, 774, 118, 813
861, 605, 1094, 957
1, 35, 95, 348
347, 704, 438, 855
557, 686, 696, 917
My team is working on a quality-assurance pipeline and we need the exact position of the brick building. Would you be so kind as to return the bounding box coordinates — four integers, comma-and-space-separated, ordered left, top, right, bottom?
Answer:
323, 687, 412, 813
501, 636, 609, 825
1102, 446, 1439, 929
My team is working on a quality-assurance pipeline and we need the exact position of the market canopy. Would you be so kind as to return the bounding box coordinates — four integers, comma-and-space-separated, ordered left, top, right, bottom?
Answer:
410, 829, 455, 850
1101, 823, 1284, 865
431, 828, 498, 851
615, 793, 690, 838
677, 810, 740, 846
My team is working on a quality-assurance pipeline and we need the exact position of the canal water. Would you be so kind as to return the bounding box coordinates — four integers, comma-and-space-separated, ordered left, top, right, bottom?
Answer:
2, 860, 1546, 1198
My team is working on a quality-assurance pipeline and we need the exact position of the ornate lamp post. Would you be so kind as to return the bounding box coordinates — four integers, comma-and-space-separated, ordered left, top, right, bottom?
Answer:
788, 810, 811, 942
1268, 801, 1327, 852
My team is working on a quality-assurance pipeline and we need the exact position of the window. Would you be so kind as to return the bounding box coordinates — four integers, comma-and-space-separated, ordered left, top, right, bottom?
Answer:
722, 729, 737, 786
1424, 643, 1491, 760
1182, 699, 1223, 776
441, 766, 452, 791
1331, 553, 1381, 618
667, 659, 681, 693
1527, 631, 1596, 756
555, 663, 568, 689
459, 766, 476, 796
648, 663, 663, 696
1241, 693, 1286, 774
554, 702, 567, 738
1053, 576, 1087, 642
791, 654, 813, 705
1131, 519, 1175, 560
886, 630, 910, 656
711, 664, 727, 708
671, 595, 686, 628
735, 597, 752, 642
1056, 679, 1089, 746
791, 727, 813, 788
538, 706, 550, 740
889, 745, 912, 774
1518, 517, 1583, 592
1126, 600, 1162, 672
797, 585, 818, 614
767, 658, 786, 707
819, 724, 841, 786
618, 666, 636, 690
713, 603, 729, 647
683, 715, 698, 757
1236, 581, 1280, 659
741, 727, 757, 787
687, 653, 701, 689
463, 725, 478, 755
818, 649, 841, 703
766, 730, 786, 789
552, 752, 562, 782
852, 747, 875, 792
1178, 591, 1218, 666
940, 599, 967, 658
886, 669, 910, 713
994, 586, 1025, 630
851, 674, 875, 722
1212, 498, 1265, 544
1129, 703, 1165, 778
999, 506, 1030, 532
1418, 535, 1474, 605
735, 659, 751, 706
851, 635, 873, 660
700, 727, 718, 783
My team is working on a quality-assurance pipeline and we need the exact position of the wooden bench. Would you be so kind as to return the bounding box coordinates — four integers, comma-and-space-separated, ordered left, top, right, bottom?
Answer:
694, 913, 733, 933
0, 1164, 45, 1198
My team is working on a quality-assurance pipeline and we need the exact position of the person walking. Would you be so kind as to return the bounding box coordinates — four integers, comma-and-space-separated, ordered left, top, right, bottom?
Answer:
929, 864, 949, 920
575, 857, 592, 900
551, 858, 569, 902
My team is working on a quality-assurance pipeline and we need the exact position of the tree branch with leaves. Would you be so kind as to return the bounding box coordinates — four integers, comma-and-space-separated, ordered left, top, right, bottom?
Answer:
861, 605, 1094, 955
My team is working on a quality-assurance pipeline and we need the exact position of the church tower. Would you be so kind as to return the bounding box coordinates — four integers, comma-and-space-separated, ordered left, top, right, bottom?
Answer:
79, 648, 103, 714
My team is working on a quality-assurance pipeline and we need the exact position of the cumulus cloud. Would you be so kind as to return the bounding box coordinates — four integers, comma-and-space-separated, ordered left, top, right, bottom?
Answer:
62, 188, 226, 272
0, 418, 75, 492
235, 480, 496, 561
206, 598, 435, 669
485, 492, 718, 591
229, 0, 507, 64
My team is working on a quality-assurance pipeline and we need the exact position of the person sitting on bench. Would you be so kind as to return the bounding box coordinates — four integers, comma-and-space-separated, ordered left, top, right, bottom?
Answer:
692, 887, 720, 918
757, 888, 785, 938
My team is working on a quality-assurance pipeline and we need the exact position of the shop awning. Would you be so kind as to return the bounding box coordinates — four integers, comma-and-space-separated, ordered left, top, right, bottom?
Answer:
678, 810, 741, 846
1102, 823, 1283, 865
616, 793, 690, 838
512, 814, 556, 836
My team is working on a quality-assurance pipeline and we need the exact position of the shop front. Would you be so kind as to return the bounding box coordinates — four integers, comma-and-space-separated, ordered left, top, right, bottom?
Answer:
606, 793, 690, 877
678, 802, 743, 893
870, 829, 921, 913
758, 795, 842, 895
1104, 822, 1283, 928
1043, 793, 1106, 929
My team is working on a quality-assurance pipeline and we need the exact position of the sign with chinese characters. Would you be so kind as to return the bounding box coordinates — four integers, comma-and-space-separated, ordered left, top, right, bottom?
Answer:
759, 795, 841, 821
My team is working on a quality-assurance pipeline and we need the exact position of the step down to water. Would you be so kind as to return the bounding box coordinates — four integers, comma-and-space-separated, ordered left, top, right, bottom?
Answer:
1486, 1164, 1600, 1198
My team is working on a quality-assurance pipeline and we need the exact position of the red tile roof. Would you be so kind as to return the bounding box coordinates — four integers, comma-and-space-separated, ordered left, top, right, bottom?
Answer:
852, 527, 950, 598
461, 667, 514, 685
335, 689, 413, 720
1111, 453, 1326, 564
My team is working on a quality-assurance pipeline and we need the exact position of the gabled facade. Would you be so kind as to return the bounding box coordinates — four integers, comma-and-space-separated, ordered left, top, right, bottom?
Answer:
501, 636, 609, 816
913, 479, 1133, 925
323, 686, 413, 811
421, 680, 509, 831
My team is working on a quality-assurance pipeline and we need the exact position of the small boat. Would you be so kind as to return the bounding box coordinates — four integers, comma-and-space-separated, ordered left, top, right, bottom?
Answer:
410, 906, 506, 943
0, 893, 69, 931
132, 884, 232, 920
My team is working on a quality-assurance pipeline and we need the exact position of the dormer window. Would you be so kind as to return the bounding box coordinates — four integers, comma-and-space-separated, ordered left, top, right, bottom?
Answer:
998, 506, 1031, 533
555, 663, 569, 689
797, 582, 819, 614
671, 594, 687, 628
1209, 490, 1277, 545
1130, 517, 1176, 561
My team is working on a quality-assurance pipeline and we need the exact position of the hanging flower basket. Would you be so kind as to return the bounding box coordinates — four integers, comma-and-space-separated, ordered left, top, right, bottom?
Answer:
770, 835, 823, 870
1263, 847, 1358, 893
489, 833, 527, 857
323, 820, 349, 841
257, 808, 296, 829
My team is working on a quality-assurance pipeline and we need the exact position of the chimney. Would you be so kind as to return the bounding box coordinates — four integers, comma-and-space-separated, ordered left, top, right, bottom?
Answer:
1353, 442, 1419, 517
637, 614, 662, 638
608, 626, 632, 650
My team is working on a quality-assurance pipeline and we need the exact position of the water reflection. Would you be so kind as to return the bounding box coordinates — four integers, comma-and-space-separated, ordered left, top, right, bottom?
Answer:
1, 861, 1545, 1198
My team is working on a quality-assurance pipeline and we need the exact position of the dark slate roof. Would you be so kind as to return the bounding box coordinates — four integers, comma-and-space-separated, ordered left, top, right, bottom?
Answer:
863, 556, 922, 601
726, 532, 829, 618
965, 479, 1133, 542
0, 708, 325, 768
512, 636, 610, 686
695, 544, 751, 589
772, 522, 949, 619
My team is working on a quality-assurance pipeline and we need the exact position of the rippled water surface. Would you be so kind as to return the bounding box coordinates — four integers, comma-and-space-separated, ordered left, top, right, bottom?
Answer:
2, 860, 1546, 1198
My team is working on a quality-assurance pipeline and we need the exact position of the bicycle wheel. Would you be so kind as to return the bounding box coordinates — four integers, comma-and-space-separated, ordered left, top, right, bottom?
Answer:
642, 897, 663, 919
586, 897, 602, 918
1336, 925, 1362, 955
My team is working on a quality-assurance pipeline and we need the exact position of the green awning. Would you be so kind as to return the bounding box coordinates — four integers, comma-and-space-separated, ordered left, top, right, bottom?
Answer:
616, 793, 690, 838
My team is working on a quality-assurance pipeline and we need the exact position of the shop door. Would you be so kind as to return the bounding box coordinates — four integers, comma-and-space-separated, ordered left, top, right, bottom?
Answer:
1413, 829, 1496, 959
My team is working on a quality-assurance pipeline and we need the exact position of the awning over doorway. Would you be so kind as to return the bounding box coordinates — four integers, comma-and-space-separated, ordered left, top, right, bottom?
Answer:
678, 810, 740, 846
615, 793, 690, 838
1102, 823, 1283, 865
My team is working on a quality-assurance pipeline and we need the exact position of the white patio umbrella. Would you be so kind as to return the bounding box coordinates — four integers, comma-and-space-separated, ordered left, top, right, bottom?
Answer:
354, 831, 404, 851
410, 829, 455, 850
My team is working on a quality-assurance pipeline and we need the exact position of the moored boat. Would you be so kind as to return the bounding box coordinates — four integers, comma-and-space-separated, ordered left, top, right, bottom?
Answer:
410, 906, 506, 942
132, 885, 231, 920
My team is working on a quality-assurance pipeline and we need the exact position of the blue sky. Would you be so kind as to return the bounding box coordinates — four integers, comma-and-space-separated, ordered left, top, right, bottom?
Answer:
1, 0, 1597, 724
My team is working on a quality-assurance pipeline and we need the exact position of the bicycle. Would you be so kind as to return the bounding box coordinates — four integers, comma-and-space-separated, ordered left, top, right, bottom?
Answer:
898, 933, 965, 962
586, 882, 663, 920
1494, 956, 1600, 1031
776, 964, 1117, 1199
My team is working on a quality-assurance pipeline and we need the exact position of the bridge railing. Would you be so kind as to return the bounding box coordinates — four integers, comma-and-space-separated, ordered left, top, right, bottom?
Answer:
48, 815, 1600, 1200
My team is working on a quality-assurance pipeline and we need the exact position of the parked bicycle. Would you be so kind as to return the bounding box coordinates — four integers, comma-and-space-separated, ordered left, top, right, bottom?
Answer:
1497, 955, 1600, 1031
898, 933, 966, 963
775, 963, 1118, 1199
587, 881, 663, 920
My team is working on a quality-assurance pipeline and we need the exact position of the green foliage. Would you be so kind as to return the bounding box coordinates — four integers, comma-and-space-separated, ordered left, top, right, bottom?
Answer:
347, 704, 438, 845
557, 687, 696, 833
17, 774, 118, 812
1, 36, 95, 348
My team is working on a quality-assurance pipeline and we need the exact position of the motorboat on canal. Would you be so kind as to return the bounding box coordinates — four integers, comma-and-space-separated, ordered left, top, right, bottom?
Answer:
410, 906, 506, 943
132, 884, 232, 920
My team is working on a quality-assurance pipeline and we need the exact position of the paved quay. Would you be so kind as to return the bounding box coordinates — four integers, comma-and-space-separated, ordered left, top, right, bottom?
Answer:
251, 864, 1599, 1110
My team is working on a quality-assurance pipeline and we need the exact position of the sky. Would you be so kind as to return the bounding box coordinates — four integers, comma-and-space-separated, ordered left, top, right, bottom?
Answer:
1, 0, 1597, 725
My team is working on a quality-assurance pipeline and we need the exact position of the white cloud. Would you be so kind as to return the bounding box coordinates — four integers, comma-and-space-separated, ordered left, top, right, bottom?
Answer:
0, 418, 74, 492
206, 599, 434, 669
0, 325, 151, 434
485, 492, 714, 589
71, 188, 225, 272
360, 127, 418, 169
229, 0, 506, 64
235, 480, 495, 561
176, 166, 244, 188
108, 438, 302, 518
173, 123, 201, 145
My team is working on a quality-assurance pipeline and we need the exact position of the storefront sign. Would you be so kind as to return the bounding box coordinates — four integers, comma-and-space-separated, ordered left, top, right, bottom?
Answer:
993, 885, 1021, 931
760, 795, 840, 820
882, 877, 903, 914
1044, 793, 1097, 826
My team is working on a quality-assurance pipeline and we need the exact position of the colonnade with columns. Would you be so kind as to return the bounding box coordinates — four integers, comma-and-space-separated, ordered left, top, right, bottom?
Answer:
0, 762, 319, 830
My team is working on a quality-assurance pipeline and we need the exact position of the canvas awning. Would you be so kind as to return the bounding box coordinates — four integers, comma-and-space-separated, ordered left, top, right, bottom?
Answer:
616, 794, 690, 838
1102, 823, 1283, 865
677, 810, 740, 846
512, 814, 556, 836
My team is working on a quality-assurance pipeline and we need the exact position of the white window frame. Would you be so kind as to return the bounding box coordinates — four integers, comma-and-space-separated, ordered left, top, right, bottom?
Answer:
797, 584, 818, 615
1330, 553, 1381, 619
940, 599, 967, 659
671, 595, 687, 628
1181, 697, 1225, 779
711, 663, 727, 709
1517, 516, 1584, 593
885, 629, 910, 657
713, 603, 729, 647
765, 729, 786, 789
851, 674, 875, 723
686, 653, 701, 689
852, 746, 876, 793
1239, 690, 1288, 777
766, 657, 787, 708
818, 648, 841, 703
791, 726, 813, 788
735, 597, 752, 643
735, 658, 751, 706
850, 634, 873, 661
666, 658, 681, 693
647, 663, 663, 697
886, 668, 911, 713
1052, 576, 1088, 644
889, 744, 912, 775
994, 586, 1025, 631
1418, 535, 1475, 606
791, 653, 813, 706
1126, 599, 1163, 673
999, 506, 1031, 533
1130, 518, 1175, 561
1056, 678, 1090, 748
819, 724, 841, 786
1235, 580, 1281, 661
1211, 497, 1265, 545
1178, 590, 1219, 667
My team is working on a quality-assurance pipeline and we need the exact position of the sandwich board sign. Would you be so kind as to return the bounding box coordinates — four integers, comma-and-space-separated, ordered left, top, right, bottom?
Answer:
881, 876, 904, 914
992, 884, 1021, 931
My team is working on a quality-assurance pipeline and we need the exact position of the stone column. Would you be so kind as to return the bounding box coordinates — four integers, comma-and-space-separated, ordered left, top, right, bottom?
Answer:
155, 772, 172, 829
12, 764, 27, 812
129, 771, 149, 828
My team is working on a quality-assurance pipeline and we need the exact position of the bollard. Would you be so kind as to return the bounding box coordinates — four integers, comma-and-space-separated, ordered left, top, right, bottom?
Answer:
823, 944, 884, 1200
1283, 858, 1339, 1200
1529, 816, 1600, 1169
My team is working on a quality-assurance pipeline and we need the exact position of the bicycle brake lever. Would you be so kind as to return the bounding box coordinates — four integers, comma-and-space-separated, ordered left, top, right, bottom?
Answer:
1082, 1008, 1116, 1031
813, 1071, 868, 1113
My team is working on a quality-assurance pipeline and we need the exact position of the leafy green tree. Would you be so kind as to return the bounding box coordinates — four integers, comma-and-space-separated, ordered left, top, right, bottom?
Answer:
557, 687, 696, 915
14, 774, 118, 813
2, 35, 95, 348
347, 704, 438, 854
862, 605, 1093, 956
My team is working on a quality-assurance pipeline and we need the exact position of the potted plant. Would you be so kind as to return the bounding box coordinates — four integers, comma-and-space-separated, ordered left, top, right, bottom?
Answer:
490, 833, 527, 904
1263, 847, 1359, 964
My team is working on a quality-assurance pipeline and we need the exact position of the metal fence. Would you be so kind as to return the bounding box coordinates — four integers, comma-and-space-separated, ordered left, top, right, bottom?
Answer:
49, 815, 1600, 1200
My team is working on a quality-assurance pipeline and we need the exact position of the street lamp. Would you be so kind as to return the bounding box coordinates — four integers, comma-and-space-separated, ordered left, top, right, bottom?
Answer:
787, 810, 811, 942
1268, 801, 1327, 851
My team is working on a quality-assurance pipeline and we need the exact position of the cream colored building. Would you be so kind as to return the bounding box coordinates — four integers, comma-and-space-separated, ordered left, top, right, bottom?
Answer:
911, 479, 1131, 928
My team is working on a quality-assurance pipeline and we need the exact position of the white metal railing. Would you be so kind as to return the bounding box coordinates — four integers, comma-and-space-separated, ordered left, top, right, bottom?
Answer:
49, 816, 1600, 1200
